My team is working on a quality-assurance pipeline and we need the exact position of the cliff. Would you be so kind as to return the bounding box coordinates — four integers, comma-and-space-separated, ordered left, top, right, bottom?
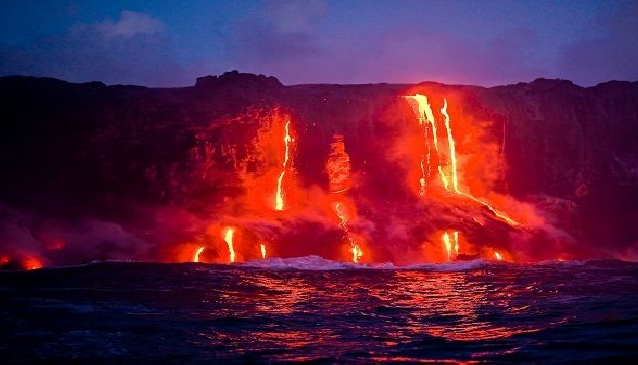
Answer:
0, 72, 637, 267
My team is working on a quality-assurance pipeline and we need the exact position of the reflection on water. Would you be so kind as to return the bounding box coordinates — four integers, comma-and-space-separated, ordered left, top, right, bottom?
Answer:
193, 266, 629, 360
1, 262, 638, 362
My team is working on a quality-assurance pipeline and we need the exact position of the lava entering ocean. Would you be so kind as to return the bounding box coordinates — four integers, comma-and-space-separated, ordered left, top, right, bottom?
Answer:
0, 83, 581, 270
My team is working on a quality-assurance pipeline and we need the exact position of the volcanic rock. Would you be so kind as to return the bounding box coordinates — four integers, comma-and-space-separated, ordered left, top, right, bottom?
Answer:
0, 72, 637, 265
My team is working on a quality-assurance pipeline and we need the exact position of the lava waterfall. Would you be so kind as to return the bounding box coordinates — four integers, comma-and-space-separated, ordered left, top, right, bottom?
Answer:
0, 72, 637, 268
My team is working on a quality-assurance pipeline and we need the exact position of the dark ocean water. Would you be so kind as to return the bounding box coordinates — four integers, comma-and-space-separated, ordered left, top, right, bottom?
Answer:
1, 257, 638, 363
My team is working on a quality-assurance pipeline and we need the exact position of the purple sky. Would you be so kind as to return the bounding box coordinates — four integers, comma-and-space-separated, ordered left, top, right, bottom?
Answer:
1, 0, 636, 87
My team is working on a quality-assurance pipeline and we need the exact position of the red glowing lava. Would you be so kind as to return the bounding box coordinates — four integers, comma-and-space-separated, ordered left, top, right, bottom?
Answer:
19, 86, 560, 269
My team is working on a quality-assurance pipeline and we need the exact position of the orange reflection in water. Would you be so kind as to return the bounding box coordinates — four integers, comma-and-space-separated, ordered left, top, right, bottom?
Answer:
373, 271, 540, 341
197, 274, 338, 350
252, 276, 314, 316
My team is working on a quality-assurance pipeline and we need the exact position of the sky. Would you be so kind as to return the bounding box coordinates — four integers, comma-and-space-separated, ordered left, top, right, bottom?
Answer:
0, 0, 636, 87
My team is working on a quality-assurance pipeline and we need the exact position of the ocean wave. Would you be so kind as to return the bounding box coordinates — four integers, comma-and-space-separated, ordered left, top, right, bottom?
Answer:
10, 257, 619, 272
239, 255, 491, 271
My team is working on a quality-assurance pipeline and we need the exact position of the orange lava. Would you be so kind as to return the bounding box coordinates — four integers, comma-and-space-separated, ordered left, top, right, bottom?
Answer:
23, 256, 43, 270
405, 94, 446, 195
406, 94, 520, 227
260, 243, 267, 259
223, 227, 236, 263
335, 202, 363, 263
275, 121, 292, 211
441, 99, 459, 192
443, 232, 452, 261
193, 246, 205, 263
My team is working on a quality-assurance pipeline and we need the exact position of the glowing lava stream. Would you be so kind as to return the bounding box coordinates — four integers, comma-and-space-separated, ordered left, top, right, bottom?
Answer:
335, 203, 363, 263
441, 99, 458, 192
405, 95, 447, 195
454, 231, 459, 257
260, 244, 267, 259
443, 232, 452, 261
223, 227, 236, 263
405, 94, 520, 226
440, 98, 521, 226
275, 121, 292, 211
494, 251, 502, 261
193, 247, 205, 262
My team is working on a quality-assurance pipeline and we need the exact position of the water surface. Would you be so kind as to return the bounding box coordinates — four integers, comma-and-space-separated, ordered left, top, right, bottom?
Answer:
1, 258, 637, 362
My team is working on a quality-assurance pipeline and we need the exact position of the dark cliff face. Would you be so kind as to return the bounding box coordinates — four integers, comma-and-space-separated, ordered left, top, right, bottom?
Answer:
0, 72, 637, 267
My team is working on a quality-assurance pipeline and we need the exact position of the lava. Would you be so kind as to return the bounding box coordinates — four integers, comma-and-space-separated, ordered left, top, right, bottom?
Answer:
260, 243, 267, 259
193, 246, 205, 263
454, 231, 459, 257
405, 94, 445, 195
438, 166, 449, 191
23, 256, 43, 270
440, 98, 520, 226
275, 121, 293, 211
443, 232, 452, 261
494, 251, 502, 261
223, 227, 236, 263
406, 94, 520, 227
351, 245, 363, 263
334, 202, 363, 263
441, 99, 459, 192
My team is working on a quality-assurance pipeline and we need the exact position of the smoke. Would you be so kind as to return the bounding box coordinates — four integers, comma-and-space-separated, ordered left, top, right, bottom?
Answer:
0, 202, 151, 268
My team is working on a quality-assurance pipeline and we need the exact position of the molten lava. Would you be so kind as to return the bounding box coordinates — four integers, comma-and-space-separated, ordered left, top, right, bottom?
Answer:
335, 203, 363, 263
443, 232, 452, 261
441, 99, 459, 192
23, 256, 43, 270
494, 251, 502, 261
405, 94, 446, 195
351, 245, 363, 263
193, 246, 205, 263
260, 243, 267, 259
454, 231, 459, 257
275, 121, 293, 211
223, 227, 236, 263
405, 94, 520, 227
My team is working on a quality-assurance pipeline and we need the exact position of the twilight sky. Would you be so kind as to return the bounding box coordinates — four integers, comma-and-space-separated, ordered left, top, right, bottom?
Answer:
1, 0, 636, 87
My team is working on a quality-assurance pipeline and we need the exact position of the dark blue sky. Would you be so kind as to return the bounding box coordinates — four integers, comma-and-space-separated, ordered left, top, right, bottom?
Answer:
1, 0, 636, 87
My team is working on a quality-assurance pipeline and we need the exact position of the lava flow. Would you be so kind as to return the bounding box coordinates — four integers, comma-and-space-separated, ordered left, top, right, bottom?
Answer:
23, 256, 43, 270
441, 99, 458, 192
223, 227, 236, 263
405, 94, 446, 195
193, 247, 205, 262
260, 243, 267, 259
335, 203, 363, 263
441, 98, 521, 226
275, 121, 293, 211
406, 94, 520, 227
443, 232, 452, 261
441, 231, 461, 261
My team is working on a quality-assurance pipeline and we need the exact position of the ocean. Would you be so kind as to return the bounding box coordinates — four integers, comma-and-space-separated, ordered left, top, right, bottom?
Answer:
1, 257, 637, 362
